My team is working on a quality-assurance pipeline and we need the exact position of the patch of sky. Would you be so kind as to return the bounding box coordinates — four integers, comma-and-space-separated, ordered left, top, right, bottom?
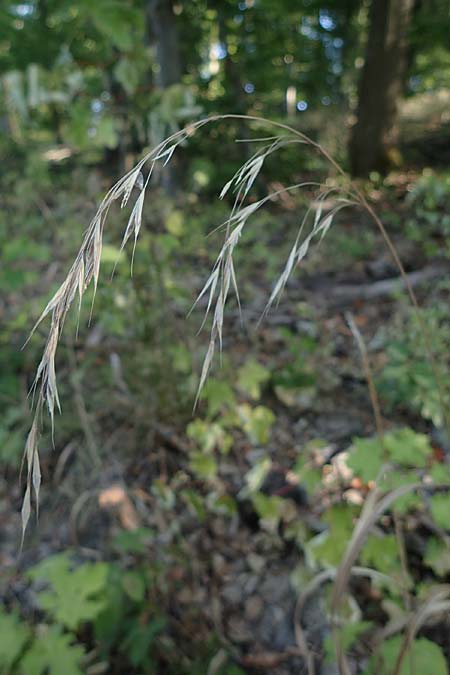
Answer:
211, 42, 227, 60
91, 100, 103, 114
12, 3, 34, 17
319, 9, 336, 31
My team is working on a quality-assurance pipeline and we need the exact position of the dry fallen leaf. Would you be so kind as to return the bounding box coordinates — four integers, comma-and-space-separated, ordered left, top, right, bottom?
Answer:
98, 485, 140, 530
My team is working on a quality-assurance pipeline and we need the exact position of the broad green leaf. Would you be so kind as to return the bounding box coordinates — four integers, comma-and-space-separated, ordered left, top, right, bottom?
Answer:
237, 359, 270, 399
384, 428, 432, 468
238, 404, 275, 445
339, 621, 373, 652
368, 637, 447, 675
201, 379, 235, 417
307, 505, 356, 567
324, 621, 372, 663
293, 455, 322, 494
429, 463, 450, 484
120, 617, 166, 668
252, 492, 285, 526
20, 626, 84, 675
87, 2, 142, 51
29, 554, 109, 630
429, 493, 450, 530
114, 58, 141, 95
348, 428, 433, 485
424, 537, 450, 576
0, 610, 30, 669
189, 451, 217, 480
187, 419, 232, 454
379, 471, 422, 514
360, 535, 405, 578
94, 116, 118, 149
113, 528, 154, 555
122, 571, 146, 603
347, 437, 383, 483
252, 493, 282, 520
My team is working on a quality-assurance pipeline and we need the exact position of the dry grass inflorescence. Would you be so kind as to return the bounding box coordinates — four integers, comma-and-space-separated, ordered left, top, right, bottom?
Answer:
22, 114, 449, 670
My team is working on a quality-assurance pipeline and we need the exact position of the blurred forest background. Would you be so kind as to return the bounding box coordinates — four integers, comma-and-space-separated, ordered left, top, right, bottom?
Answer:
1, 1, 450, 673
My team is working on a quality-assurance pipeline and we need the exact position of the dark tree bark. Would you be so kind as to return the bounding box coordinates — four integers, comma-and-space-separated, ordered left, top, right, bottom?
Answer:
145, 0, 182, 191
349, 0, 414, 176
146, 0, 182, 89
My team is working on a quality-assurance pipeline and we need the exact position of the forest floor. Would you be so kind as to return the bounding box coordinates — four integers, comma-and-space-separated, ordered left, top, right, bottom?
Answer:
1, 160, 449, 674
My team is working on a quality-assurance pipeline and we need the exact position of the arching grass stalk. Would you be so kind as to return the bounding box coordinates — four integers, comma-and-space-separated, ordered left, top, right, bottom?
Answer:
21, 114, 449, 545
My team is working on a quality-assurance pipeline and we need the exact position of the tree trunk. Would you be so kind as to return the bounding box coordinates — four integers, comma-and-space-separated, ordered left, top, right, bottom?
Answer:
146, 0, 182, 89
349, 0, 414, 176
146, 0, 182, 192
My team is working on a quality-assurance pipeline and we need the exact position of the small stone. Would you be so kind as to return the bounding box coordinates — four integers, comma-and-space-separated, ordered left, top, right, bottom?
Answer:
212, 553, 228, 576
247, 552, 265, 573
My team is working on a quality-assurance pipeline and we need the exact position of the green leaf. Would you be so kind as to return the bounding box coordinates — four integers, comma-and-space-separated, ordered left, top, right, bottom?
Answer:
368, 637, 447, 675
348, 428, 433, 484
189, 451, 217, 480
113, 528, 154, 555
252, 492, 285, 526
429, 462, 450, 484
94, 116, 118, 149
324, 621, 372, 662
237, 404, 275, 445
87, 2, 142, 51
347, 437, 383, 483
120, 617, 166, 668
293, 455, 322, 494
237, 359, 270, 400
114, 58, 141, 95
20, 626, 84, 675
29, 554, 109, 630
340, 621, 373, 652
307, 506, 356, 567
244, 457, 272, 493
64, 101, 91, 147
165, 210, 184, 237
360, 535, 404, 578
209, 493, 237, 516
93, 568, 125, 651
0, 610, 30, 669
201, 379, 235, 417
187, 419, 232, 454
384, 428, 432, 468
429, 493, 450, 530
101, 244, 125, 265
424, 537, 450, 576
379, 470, 422, 514
122, 571, 146, 602
181, 488, 207, 521
0, 426, 23, 465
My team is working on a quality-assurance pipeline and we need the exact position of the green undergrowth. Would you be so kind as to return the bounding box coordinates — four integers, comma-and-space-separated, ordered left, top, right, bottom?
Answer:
1, 157, 450, 673
0, 547, 243, 675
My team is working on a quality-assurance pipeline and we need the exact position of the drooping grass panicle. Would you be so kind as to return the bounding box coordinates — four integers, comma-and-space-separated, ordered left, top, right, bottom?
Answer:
22, 113, 442, 544
21, 117, 218, 539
